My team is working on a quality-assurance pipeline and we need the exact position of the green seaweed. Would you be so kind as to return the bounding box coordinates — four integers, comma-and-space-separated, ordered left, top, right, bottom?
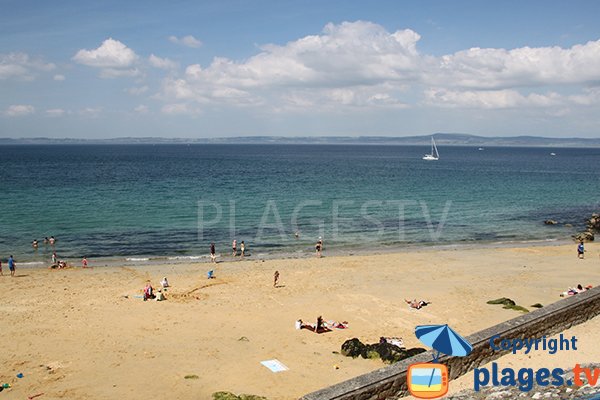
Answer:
487, 297, 528, 313
486, 297, 516, 306
184, 374, 199, 379
530, 303, 543, 308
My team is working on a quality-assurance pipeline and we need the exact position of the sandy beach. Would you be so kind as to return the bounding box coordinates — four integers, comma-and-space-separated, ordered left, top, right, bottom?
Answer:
1, 242, 599, 400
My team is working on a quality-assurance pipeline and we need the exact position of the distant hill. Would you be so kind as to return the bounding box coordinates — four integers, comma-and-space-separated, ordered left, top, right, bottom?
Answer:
1, 133, 600, 147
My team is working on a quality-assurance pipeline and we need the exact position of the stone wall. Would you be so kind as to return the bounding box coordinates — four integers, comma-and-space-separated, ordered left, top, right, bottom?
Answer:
301, 286, 600, 400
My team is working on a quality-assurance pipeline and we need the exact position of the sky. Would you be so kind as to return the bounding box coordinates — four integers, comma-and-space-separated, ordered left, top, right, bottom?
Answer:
1, 0, 600, 139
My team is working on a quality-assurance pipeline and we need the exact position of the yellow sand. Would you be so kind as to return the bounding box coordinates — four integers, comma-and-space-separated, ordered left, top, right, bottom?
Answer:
0, 243, 598, 400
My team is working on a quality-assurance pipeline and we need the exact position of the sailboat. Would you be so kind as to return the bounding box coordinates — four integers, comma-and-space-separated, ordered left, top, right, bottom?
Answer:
422, 137, 439, 160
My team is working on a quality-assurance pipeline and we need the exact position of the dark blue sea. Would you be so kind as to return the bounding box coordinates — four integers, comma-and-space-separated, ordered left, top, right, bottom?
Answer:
1, 144, 599, 265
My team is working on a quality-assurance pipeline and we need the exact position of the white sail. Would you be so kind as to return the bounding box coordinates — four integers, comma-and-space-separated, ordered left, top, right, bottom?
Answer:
423, 137, 439, 160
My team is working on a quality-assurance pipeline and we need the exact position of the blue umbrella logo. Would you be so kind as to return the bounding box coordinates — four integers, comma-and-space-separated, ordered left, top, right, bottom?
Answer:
415, 324, 473, 388
415, 324, 473, 361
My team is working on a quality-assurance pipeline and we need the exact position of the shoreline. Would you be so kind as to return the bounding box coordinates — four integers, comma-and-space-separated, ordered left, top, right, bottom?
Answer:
12, 236, 574, 269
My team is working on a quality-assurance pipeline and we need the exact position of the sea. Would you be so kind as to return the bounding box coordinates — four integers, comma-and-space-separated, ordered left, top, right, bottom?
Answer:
1, 144, 599, 266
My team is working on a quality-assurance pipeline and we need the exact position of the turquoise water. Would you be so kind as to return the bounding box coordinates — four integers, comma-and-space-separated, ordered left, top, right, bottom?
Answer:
1, 144, 599, 265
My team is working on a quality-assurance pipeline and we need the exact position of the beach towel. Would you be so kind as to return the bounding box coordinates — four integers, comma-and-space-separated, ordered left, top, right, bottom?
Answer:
301, 325, 332, 334
260, 359, 288, 373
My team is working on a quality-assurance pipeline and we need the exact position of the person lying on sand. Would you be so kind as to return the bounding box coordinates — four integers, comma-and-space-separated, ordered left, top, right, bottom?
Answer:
324, 320, 348, 329
299, 316, 332, 333
560, 284, 593, 297
405, 298, 430, 309
380, 337, 404, 348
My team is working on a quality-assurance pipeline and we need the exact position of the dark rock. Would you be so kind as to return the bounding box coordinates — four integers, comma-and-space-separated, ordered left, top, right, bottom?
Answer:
544, 219, 558, 225
573, 231, 594, 242
341, 338, 425, 363
341, 338, 365, 358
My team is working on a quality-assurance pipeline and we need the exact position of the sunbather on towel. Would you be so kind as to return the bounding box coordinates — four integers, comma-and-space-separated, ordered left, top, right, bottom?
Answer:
405, 298, 430, 309
560, 284, 593, 297
324, 320, 348, 329
380, 336, 404, 348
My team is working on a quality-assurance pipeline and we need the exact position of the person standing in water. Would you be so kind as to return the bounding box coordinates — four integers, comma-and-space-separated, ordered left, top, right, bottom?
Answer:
240, 241, 245, 258
315, 239, 322, 258
210, 243, 216, 263
232, 239, 237, 256
82, 257, 89, 268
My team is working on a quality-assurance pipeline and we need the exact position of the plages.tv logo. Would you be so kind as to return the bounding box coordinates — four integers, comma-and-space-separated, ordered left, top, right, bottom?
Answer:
407, 324, 473, 399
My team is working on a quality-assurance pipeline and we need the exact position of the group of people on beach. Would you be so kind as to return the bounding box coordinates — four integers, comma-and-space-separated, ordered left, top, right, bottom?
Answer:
209, 240, 247, 263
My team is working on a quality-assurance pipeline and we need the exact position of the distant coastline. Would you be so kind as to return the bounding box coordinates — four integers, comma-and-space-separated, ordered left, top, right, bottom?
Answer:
1, 133, 600, 147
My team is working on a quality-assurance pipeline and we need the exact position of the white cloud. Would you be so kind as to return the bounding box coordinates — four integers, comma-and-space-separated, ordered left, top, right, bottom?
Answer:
79, 107, 102, 118
423, 88, 563, 109
149, 54, 178, 70
160, 21, 422, 110
46, 108, 66, 117
126, 85, 149, 95
99, 67, 141, 79
5, 104, 35, 116
134, 105, 149, 114
431, 40, 600, 89
0, 53, 55, 80
161, 103, 200, 115
73, 38, 138, 68
169, 35, 202, 48
53, 74, 66, 81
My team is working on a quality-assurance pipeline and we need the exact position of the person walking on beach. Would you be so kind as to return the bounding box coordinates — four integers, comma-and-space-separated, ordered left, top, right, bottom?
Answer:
82, 257, 88, 268
232, 239, 237, 256
0, 259, 3, 276
273, 270, 280, 287
240, 241, 245, 258
8, 255, 16, 277
578, 241, 585, 259
210, 243, 216, 263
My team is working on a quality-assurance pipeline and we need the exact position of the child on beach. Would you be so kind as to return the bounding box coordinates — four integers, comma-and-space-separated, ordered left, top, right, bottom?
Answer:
161, 277, 169, 288
578, 241, 585, 259
143, 282, 155, 300
315, 240, 322, 258
82, 257, 88, 268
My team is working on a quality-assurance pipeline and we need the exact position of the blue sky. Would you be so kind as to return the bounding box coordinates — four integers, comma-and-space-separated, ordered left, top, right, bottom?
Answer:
1, 0, 600, 138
